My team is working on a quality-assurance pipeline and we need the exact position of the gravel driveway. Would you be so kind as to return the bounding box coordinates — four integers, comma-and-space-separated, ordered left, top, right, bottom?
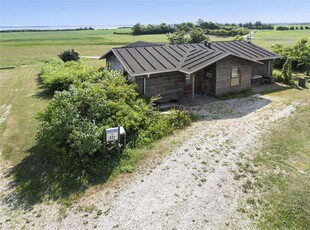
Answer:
0, 94, 298, 229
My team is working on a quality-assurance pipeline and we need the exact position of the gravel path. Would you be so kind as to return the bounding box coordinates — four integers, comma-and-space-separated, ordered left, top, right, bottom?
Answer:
0, 94, 298, 229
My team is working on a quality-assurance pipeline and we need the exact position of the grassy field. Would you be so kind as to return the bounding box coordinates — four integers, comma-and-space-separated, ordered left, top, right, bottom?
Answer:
252, 29, 310, 48
1, 28, 309, 66
239, 87, 310, 229
0, 28, 309, 226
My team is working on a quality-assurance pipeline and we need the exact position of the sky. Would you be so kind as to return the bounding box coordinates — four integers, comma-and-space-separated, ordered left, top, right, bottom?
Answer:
1, 0, 310, 27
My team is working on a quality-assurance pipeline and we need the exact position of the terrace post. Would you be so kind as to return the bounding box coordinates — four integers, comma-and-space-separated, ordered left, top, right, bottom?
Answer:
143, 77, 147, 94
192, 74, 195, 102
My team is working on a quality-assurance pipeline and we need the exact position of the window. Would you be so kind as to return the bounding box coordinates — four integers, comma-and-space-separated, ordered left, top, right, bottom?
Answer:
106, 62, 112, 70
231, 67, 241, 86
186, 74, 192, 85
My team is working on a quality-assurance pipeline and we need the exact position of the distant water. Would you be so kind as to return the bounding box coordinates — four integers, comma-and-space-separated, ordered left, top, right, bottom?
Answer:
0, 25, 132, 31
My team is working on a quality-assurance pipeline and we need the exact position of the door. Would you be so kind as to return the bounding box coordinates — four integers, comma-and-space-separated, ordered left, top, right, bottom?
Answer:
184, 74, 192, 95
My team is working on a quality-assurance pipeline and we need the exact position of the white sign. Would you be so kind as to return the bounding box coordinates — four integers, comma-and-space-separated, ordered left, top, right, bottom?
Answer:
105, 126, 125, 142
106, 127, 118, 142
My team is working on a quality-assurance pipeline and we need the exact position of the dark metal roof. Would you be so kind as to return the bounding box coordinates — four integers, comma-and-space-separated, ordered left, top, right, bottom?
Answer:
122, 41, 164, 48
100, 41, 281, 77
210, 41, 281, 61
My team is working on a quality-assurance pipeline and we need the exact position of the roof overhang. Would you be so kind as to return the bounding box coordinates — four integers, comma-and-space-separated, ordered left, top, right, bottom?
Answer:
257, 56, 282, 61
99, 49, 113, 60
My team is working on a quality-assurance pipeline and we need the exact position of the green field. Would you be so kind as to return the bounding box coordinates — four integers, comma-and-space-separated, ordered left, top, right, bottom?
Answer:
252, 29, 310, 48
0, 28, 168, 66
1, 28, 309, 66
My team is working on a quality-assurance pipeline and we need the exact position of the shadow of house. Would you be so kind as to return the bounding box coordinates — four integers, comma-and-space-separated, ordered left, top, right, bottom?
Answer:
188, 95, 272, 121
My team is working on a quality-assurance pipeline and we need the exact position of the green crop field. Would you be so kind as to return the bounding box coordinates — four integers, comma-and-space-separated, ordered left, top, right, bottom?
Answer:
1, 28, 309, 66
252, 29, 310, 48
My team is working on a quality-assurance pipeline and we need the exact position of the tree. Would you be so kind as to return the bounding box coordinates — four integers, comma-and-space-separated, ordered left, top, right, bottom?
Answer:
132, 23, 144, 35
58, 49, 80, 62
167, 30, 189, 44
175, 22, 195, 32
233, 35, 245, 41
291, 38, 310, 75
189, 28, 209, 43
271, 38, 310, 75
282, 58, 292, 83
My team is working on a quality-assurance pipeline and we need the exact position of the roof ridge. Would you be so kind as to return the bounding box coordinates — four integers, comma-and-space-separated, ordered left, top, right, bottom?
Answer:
177, 45, 195, 70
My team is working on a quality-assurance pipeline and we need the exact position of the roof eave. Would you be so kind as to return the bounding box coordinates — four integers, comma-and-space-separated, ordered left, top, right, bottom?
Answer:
99, 49, 113, 60
257, 55, 282, 61
131, 69, 179, 77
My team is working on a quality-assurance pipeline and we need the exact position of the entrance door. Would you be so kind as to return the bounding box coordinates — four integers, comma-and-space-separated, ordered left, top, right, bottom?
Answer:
184, 74, 192, 95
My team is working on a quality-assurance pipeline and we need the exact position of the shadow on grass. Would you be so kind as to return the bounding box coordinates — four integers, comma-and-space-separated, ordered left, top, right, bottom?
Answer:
4, 141, 122, 210
34, 75, 54, 100
252, 82, 293, 95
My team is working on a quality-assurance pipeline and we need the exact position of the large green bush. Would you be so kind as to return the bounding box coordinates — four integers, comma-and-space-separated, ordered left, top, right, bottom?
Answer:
271, 38, 310, 75
272, 69, 283, 82
40, 58, 99, 91
58, 49, 80, 62
37, 70, 191, 164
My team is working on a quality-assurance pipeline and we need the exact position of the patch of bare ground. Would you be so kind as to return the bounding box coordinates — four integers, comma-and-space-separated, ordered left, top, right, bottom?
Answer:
0, 94, 299, 229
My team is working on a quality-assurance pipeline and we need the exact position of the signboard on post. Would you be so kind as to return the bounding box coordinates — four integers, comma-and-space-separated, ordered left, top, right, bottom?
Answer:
104, 126, 126, 153
105, 127, 119, 142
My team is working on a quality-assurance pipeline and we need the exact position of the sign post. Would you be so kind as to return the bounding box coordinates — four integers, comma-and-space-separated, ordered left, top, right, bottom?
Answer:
104, 126, 126, 154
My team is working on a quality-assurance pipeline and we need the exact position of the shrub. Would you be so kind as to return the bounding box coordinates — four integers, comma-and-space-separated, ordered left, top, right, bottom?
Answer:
276, 26, 289, 31
271, 38, 310, 75
282, 58, 292, 84
37, 71, 192, 165
58, 49, 80, 62
188, 28, 209, 43
40, 59, 99, 91
233, 35, 245, 41
135, 109, 191, 147
272, 69, 283, 82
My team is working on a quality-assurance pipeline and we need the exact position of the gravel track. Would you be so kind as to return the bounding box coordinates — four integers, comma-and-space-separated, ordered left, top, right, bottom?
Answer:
0, 94, 298, 230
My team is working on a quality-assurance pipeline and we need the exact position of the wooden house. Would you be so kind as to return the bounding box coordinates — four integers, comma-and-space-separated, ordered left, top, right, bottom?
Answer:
100, 41, 281, 101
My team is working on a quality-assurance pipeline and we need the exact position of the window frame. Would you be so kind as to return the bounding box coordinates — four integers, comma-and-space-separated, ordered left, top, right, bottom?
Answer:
185, 74, 192, 85
230, 66, 241, 86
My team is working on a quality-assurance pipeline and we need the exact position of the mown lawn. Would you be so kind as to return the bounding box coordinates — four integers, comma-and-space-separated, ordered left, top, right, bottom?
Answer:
239, 82, 310, 229
0, 64, 49, 164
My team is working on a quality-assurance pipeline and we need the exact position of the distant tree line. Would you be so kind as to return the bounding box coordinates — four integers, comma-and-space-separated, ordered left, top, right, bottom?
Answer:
0, 27, 95, 33
132, 20, 275, 37
276, 25, 310, 31
131, 23, 176, 35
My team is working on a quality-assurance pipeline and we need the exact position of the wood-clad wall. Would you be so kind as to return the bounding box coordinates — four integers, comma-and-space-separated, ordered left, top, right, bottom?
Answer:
252, 60, 272, 77
136, 72, 185, 97
215, 56, 252, 96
